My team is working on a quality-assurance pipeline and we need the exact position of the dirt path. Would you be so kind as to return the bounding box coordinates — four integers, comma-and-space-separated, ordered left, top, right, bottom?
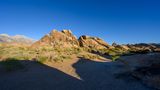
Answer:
0, 54, 157, 90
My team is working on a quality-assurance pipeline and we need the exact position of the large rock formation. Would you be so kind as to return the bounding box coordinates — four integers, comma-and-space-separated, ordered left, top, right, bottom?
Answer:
32, 30, 114, 50
32, 30, 79, 48
0, 34, 35, 45
32, 29, 160, 53
112, 42, 130, 51
78, 35, 113, 49
124, 43, 160, 53
111, 43, 160, 53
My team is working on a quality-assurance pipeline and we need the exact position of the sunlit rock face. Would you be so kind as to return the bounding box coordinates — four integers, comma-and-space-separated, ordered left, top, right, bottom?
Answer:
125, 43, 160, 53
32, 30, 79, 48
78, 35, 113, 49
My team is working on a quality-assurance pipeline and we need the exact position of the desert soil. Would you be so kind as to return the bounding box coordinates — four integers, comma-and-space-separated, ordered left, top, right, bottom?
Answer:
0, 53, 158, 90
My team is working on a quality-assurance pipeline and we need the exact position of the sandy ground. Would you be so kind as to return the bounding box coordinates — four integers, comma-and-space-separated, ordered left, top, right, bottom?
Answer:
0, 54, 158, 90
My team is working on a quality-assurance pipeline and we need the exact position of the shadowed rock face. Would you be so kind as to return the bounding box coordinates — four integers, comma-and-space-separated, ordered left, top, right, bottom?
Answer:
78, 35, 113, 49
0, 34, 35, 45
32, 30, 79, 48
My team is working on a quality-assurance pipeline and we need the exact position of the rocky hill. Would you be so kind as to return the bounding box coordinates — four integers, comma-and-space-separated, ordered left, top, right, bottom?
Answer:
112, 43, 160, 54
79, 35, 113, 49
32, 29, 112, 49
32, 30, 79, 48
32, 29, 160, 55
0, 34, 35, 45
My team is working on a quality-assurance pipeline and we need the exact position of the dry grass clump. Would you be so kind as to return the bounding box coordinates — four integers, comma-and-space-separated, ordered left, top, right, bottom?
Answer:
0, 44, 33, 60
0, 44, 83, 63
1, 43, 151, 63
91, 47, 128, 56
111, 55, 120, 61
34, 46, 82, 63
78, 52, 104, 60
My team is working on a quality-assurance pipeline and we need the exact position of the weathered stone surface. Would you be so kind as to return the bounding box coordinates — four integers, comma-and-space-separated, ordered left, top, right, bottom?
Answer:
126, 43, 160, 53
78, 35, 112, 49
112, 43, 130, 51
32, 30, 79, 48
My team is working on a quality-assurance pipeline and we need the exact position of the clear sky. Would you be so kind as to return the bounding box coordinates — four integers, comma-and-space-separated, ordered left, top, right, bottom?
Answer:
0, 0, 160, 44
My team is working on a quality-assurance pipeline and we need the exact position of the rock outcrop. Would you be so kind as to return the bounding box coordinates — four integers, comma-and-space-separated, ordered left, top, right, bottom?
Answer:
111, 43, 160, 53
32, 30, 79, 48
31, 29, 160, 53
0, 34, 35, 45
116, 45, 130, 51
78, 35, 113, 49
32, 30, 113, 50
124, 43, 160, 53
112, 43, 130, 51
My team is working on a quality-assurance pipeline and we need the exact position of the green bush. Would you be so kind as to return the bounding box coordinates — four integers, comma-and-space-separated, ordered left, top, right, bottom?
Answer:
80, 53, 102, 60
111, 55, 120, 61
53, 55, 71, 62
37, 56, 48, 63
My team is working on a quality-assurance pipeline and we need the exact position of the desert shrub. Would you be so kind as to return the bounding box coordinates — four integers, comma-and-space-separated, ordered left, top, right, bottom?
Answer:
60, 55, 71, 59
0, 49, 4, 54
81, 47, 92, 52
40, 46, 54, 52
54, 48, 62, 53
0, 58, 24, 72
37, 56, 48, 63
111, 55, 120, 61
18, 47, 27, 51
0, 45, 36, 61
98, 48, 108, 54
107, 49, 117, 56
71, 47, 82, 54
103, 47, 130, 57
53, 55, 71, 62
20, 54, 31, 60
80, 53, 102, 60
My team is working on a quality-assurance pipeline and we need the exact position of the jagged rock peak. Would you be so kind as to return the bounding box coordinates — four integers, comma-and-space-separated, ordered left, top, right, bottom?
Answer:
112, 42, 118, 46
62, 30, 72, 34
79, 35, 113, 49
48, 29, 75, 37
32, 29, 79, 48
79, 35, 102, 40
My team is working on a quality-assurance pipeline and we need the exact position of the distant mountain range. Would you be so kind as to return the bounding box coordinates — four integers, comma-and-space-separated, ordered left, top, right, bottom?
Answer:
0, 34, 35, 44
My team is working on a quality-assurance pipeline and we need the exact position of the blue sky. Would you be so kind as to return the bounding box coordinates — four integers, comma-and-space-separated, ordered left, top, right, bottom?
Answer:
0, 0, 160, 44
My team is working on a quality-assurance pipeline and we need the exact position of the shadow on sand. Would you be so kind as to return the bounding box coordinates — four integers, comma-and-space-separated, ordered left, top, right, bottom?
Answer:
0, 57, 150, 90
0, 60, 84, 90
